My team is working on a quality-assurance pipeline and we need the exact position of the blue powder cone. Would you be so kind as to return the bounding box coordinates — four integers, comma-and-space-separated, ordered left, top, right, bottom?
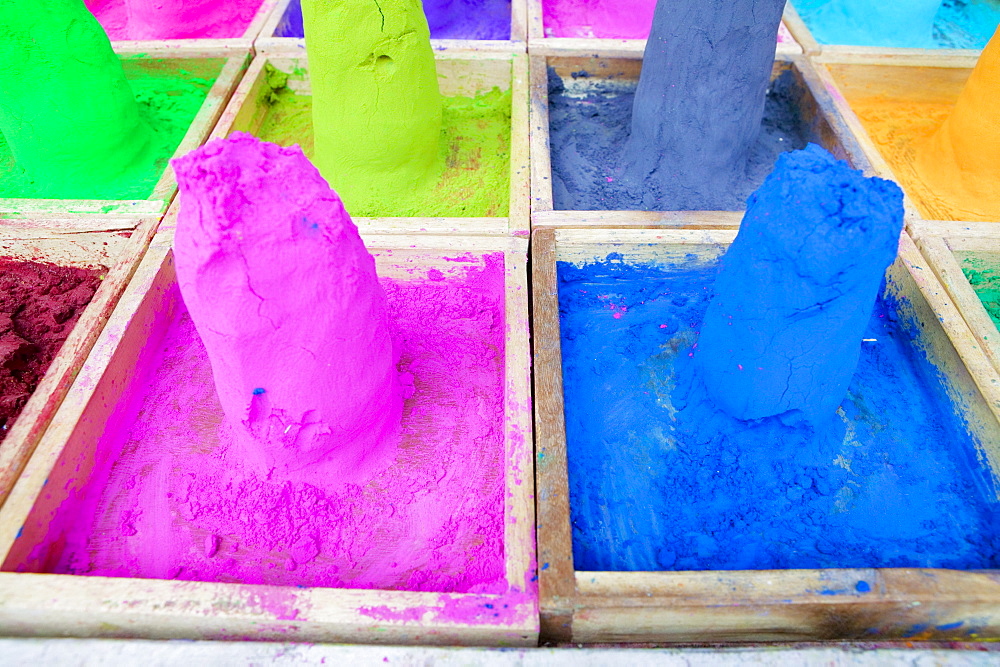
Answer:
695, 143, 904, 425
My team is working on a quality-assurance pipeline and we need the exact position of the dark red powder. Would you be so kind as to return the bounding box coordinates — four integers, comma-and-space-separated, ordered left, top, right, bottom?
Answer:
0, 259, 104, 440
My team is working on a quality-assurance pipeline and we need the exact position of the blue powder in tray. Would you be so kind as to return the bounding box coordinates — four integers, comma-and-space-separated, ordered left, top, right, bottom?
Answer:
792, 0, 1000, 49
558, 256, 1000, 572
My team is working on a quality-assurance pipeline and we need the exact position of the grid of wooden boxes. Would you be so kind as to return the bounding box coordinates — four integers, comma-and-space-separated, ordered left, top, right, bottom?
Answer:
1, 0, 999, 647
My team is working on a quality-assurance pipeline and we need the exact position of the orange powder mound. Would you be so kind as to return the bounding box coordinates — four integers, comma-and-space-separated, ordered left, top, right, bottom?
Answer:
914, 29, 1000, 222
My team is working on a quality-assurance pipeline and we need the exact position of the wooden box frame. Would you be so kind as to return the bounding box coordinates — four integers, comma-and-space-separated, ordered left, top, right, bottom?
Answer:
911, 220, 1000, 381
0, 230, 537, 646
92, 0, 279, 51
0, 45, 251, 219
526, 0, 802, 57
810, 51, 984, 225
255, 0, 528, 54
0, 215, 159, 508
211, 47, 530, 236
532, 226, 1000, 643
529, 52, 870, 229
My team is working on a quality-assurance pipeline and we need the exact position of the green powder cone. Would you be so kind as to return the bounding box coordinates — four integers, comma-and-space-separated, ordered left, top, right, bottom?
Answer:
301, 0, 442, 213
0, 0, 153, 198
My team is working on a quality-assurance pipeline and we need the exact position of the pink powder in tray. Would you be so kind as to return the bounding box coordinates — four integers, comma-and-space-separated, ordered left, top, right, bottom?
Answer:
15, 252, 509, 595
85, 0, 265, 40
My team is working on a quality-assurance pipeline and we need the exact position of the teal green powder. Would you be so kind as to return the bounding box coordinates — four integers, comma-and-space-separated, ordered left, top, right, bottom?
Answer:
963, 256, 1000, 328
0, 57, 220, 200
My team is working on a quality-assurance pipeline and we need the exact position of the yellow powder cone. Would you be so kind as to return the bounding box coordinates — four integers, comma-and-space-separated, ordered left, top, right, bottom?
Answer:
915, 28, 1000, 222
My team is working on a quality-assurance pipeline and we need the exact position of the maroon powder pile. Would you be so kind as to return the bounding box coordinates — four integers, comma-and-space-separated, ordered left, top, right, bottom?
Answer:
0, 259, 104, 440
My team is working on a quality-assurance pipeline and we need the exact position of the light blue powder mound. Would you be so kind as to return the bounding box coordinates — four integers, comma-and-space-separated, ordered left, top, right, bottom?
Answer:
792, 0, 1000, 49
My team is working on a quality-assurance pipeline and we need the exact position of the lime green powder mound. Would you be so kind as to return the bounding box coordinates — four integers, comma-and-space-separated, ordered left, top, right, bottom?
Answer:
252, 71, 510, 217
963, 257, 1000, 328
0, 57, 216, 200
301, 0, 443, 214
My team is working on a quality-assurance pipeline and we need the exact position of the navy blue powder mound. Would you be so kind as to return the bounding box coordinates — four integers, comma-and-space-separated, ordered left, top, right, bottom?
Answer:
276, 0, 512, 39
548, 68, 811, 211
559, 257, 1000, 571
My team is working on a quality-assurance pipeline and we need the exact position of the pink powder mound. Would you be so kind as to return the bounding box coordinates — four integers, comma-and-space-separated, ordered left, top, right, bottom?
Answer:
171, 134, 407, 488
85, 0, 264, 40
542, 0, 796, 43
28, 255, 507, 593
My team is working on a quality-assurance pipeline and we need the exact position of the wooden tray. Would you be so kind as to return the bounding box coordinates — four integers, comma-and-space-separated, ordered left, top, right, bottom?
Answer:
810, 50, 983, 224
529, 52, 871, 228
0, 45, 251, 219
0, 215, 159, 508
532, 226, 1000, 643
97, 0, 279, 51
255, 0, 528, 54
0, 230, 536, 645
213, 47, 530, 236
911, 221, 1000, 382
526, 0, 802, 57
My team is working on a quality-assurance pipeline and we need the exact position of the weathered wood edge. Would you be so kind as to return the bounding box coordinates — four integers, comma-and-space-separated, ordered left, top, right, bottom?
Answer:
0, 215, 159, 509
909, 222, 1000, 377
530, 228, 575, 643
528, 54, 554, 218
0, 572, 536, 645
502, 238, 538, 620
509, 53, 531, 236
781, 1, 820, 55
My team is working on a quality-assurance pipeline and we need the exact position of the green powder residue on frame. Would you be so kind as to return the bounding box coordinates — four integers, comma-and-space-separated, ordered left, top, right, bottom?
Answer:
253, 69, 511, 218
963, 256, 1000, 328
0, 58, 217, 200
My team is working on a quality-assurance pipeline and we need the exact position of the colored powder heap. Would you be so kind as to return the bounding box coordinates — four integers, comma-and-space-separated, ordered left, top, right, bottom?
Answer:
0, 260, 103, 441
694, 144, 903, 426
276, 0, 512, 40
0, 56, 217, 200
559, 256, 1000, 572
172, 133, 408, 486
27, 255, 508, 593
301, 0, 442, 213
253, 66, 511, 218
548, 68, 810, 211
543, 0, 656, 39
621, 0, 788, 210
794, 0, 1000, 49
84, 0, 263, 40
915, 27, 1000, 222
558, 149, 1000, 571
798, 0, 941, 48
963, 256, 1000, 327
0, 0, 153, 199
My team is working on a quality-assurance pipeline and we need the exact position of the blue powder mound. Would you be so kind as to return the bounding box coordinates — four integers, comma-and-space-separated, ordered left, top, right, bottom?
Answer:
793, 0, 1000, 49
559, 257, 1000, 571
696, 144, 903, 425
276, 0, 512, 39
548, 69, 811, 211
